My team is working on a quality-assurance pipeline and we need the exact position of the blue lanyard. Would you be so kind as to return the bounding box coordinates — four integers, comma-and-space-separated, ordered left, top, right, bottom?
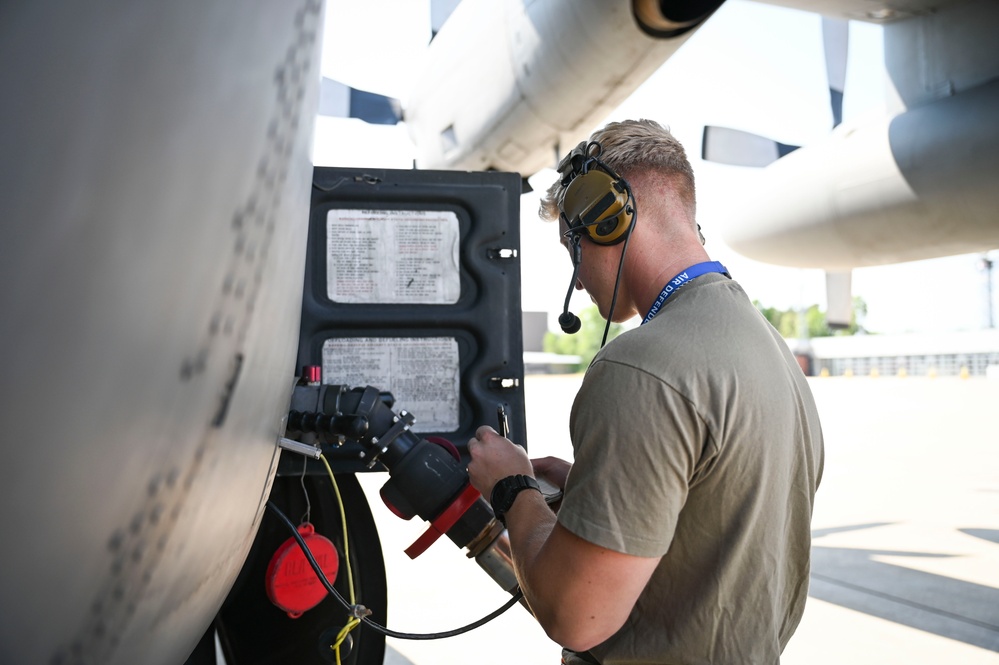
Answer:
641, 261, 730, 325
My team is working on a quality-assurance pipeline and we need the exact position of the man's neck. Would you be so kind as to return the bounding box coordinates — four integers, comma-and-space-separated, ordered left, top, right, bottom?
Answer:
631, 248, 712, 318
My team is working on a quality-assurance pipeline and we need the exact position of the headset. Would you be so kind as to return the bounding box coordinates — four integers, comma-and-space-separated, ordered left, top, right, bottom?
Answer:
556, 141, 636, 340
557, 141, 635, 245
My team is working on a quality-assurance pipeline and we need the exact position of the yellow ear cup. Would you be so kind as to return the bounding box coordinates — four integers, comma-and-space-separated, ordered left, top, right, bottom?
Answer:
561, 169, 633, 245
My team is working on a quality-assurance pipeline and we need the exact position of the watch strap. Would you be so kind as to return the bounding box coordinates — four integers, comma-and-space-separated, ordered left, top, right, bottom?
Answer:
490, 474, 541, 525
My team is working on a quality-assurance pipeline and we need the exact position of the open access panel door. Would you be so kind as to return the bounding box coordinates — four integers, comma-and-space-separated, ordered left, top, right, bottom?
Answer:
296, 167, 526, 472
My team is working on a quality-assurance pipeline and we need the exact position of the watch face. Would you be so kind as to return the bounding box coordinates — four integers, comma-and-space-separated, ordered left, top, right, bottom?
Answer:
491, 479, 516, 515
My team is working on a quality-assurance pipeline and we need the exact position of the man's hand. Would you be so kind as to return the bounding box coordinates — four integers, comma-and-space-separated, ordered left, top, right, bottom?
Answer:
467, 425, 533, 500
531, 456, 571, 492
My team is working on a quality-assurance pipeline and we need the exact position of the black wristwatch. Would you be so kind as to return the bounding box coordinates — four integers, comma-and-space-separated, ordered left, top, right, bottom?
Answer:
490, 475, 541, 526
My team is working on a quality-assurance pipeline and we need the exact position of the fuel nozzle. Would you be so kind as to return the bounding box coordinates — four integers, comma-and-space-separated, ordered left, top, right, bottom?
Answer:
286, 383, 519, 595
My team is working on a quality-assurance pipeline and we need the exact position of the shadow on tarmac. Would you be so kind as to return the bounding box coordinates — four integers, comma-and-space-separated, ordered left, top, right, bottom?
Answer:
809, 523, 999, 652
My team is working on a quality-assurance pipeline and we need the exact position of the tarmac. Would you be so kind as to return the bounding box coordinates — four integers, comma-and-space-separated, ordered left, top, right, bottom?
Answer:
360, 373, 999, 665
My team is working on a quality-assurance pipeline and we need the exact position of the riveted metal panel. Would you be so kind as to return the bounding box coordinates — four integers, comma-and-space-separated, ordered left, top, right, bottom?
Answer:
297, 167, 526, 472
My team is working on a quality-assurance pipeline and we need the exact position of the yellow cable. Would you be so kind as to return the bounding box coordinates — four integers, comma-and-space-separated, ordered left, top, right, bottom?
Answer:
332, 617, 361, 665
320, 453, 356, 603
319, 453, 361, 663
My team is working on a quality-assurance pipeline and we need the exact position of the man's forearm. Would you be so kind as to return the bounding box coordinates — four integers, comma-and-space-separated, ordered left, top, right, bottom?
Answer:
503, 488, 560, 618
500, 489, 661, 651
466, 429, 653, 649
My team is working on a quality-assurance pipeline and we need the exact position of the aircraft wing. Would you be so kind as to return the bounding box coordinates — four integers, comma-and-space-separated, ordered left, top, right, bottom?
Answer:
708, 0, 999, 270
749, 0, 967, 22
326, 0, 998, 274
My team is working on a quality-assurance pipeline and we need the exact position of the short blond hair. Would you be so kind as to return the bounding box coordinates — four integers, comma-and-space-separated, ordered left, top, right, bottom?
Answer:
540, 119, 696, 221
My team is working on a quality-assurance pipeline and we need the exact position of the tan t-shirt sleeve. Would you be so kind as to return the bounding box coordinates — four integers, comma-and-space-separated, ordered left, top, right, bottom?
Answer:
557, 357, 713, 558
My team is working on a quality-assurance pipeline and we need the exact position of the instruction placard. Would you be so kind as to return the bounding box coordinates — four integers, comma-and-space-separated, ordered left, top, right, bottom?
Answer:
326, 209, 461, 304
322, 337, 460, 432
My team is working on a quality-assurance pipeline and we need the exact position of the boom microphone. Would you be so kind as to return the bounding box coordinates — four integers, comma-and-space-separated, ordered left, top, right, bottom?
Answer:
558, 311, 581, 335
559, 234, 583, 334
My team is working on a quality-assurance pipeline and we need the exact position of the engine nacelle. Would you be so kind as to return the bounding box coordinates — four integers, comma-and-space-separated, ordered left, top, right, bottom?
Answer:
405, 0, 722, 174
723, 80, 999, 270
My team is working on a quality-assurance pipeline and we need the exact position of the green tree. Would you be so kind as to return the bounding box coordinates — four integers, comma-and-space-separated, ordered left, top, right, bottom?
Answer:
543, 305, 624, 372
752, 297, 869, 338
778, 310, 800, 338
850, 295, 868, 333
754, 302, 780, 329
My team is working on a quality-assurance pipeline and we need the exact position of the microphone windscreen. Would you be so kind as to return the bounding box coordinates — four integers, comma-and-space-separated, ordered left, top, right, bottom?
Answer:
558, 311, 581, 334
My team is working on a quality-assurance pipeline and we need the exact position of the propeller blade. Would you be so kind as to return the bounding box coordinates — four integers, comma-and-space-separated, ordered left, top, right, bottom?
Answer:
318, 77, 402, 125
431, 0, 462, 40
702, 18, 849, 168
701, 125, 798, 167
822, 18, 849, 127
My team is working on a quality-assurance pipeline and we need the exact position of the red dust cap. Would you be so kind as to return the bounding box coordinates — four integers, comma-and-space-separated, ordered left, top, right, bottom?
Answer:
265, 522, 339, 618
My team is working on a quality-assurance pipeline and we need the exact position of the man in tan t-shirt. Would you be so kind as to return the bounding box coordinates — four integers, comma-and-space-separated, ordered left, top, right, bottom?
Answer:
468, 119, 824, 664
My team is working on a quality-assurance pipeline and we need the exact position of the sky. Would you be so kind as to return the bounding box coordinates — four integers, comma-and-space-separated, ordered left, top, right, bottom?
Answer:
313, 0, 998, 335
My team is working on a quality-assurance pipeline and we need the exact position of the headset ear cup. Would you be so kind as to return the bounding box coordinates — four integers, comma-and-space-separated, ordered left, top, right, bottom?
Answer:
561, 169, 633, 245
588, 204, 632, 245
